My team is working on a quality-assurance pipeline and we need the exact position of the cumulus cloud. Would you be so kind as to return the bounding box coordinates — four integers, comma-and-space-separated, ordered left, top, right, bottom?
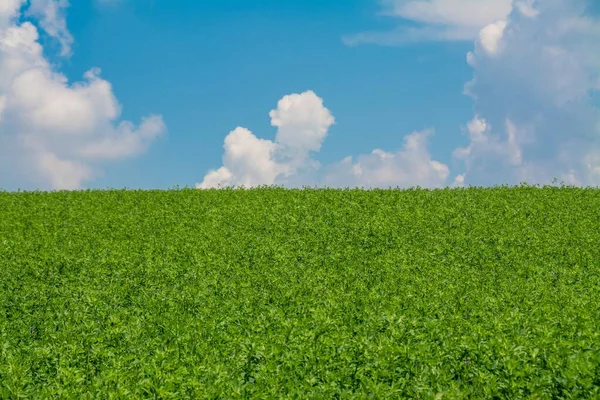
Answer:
457, 0, 600, 187
344, 0, 600, 188
322, 130, 449, 189
0, 1, 22, 27
0, 0, 166, 190
452, 116, 527, 185
196, 91, 333, 189
197, 91, 450, 189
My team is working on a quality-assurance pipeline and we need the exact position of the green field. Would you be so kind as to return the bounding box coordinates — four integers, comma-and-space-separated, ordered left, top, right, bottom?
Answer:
1, 185, 599, 398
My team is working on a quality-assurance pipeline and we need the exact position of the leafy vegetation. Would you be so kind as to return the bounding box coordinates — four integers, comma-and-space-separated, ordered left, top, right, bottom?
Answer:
0, 185, 599, 398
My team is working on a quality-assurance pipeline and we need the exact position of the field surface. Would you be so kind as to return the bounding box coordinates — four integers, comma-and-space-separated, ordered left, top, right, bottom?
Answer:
1, 186, 599, 398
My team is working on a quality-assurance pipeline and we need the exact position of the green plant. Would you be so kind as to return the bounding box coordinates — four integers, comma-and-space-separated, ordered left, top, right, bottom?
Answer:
0, 185, 599, 398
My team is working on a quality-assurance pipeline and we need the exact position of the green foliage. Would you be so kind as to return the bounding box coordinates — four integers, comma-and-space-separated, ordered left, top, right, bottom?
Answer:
0, 185, 599, 398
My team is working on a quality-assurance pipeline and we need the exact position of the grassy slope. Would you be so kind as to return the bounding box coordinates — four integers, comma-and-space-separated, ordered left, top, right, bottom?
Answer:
0, 186, 599, 398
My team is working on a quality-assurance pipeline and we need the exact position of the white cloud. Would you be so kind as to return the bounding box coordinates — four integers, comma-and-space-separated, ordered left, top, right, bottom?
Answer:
8, 67, 119, 134
455, 0, 600, 187
452, 116, 527, 185
25, 0, 73, 56
201, 126, 286, 189
452, 173, 465, 187
0, 1, 23, 28
514, 0, 540, 18
382, 0, 512, 28
344, 0, 512, 45
270, 91, 334, 154
343, 0, 600, 188
322, 130, 450, 189
79, 115, 166, 160
196, 91, 333, 189
197, 91, 450, 190
36, 151, 94, 190
478, 20, 507, 55
0, 0, 166, 190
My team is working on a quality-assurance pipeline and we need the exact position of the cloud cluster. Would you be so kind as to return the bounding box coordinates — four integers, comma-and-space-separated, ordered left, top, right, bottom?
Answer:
202, 0, 600, 190
197, 91, 450, 189
459, 0, 600, 186
4, 0, 598, 191
0, 0, 165, 190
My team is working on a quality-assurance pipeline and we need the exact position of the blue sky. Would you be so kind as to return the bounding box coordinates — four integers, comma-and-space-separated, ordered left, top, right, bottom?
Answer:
1, 0, 599, 191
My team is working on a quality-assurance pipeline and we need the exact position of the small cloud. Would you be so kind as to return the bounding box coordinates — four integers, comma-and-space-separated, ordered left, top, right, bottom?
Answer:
452, 174, 465, 187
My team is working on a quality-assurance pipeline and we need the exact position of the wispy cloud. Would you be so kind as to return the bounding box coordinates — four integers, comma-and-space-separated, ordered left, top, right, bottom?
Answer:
344, 0, 512, 45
